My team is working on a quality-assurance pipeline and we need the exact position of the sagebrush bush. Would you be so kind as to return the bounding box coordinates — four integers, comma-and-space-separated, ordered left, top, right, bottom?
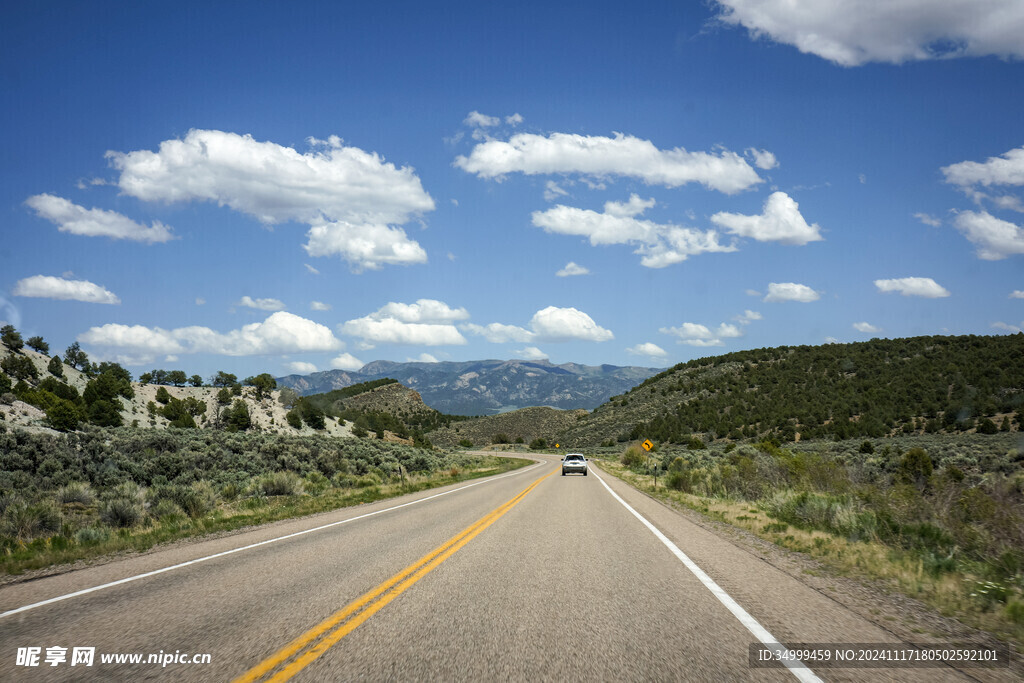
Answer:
55, 482, 95, 506
75, 527, 110, 545
2, 500, 62, 541
257, 471, 305, 496
100, 498, 144, 528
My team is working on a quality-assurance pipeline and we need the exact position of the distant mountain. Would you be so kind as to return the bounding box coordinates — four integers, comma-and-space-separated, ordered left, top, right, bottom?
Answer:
276, 359, 663, 415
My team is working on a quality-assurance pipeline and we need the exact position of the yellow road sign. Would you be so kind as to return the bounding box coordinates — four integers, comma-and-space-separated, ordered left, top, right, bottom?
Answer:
642, 439, 653, 451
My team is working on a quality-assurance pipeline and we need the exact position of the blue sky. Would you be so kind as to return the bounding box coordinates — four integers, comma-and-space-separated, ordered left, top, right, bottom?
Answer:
3, 1, 1023, 381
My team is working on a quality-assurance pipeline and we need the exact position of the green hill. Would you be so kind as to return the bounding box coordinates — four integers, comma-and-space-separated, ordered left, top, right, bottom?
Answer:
552, 334, 1023, 447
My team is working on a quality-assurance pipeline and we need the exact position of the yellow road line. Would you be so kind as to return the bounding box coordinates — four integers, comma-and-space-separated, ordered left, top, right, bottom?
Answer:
234, 466, 556, 683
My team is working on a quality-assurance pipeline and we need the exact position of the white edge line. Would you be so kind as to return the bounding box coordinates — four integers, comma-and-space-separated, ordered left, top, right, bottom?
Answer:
1, 460, 543, 620
591, 467, 824, 683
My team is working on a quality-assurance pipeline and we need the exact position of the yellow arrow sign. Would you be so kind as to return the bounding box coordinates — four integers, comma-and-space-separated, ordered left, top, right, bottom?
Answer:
642, 439, 653, 452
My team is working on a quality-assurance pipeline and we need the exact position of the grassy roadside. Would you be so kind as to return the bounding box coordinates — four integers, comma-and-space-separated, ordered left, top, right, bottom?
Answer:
591, 455, 1024, 650
1, 455, 529, 577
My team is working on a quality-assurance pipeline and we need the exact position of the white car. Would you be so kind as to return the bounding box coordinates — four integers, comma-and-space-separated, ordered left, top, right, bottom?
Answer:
561, 453, 588, 476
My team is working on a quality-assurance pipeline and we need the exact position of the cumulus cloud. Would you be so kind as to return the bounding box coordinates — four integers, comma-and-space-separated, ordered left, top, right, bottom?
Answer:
764, 282, 821, 303
529, 306, 614, 342
195, 298, 206, 306
464, 111, 500, 128
556, 261, 590, 277
714, 0, 1024, 66
1011, 290, 1024, 299
310, 301, 331, 311
952, 211, 1024, 260
408, 353, 440, 363
79, 311, 342, 365
710, 192, 823, 245
660, 322, 743, 347
992, 321, 1024, 334
733, 309, 762, 325
237, 296, 286, 311
626, 342, 668, 359
330, 353, 364, 371
106, 130, 434, 270
915, 212, 942, 227
505, 113, 524, 126
533, 194, 736, 268
13, 275, 120, 305
285, 361, 318, 374
746, 148, 778, 170
25, 194, 174, 243
825, 336, 840, 344
515, 347, 548, 360
874, 277, 951, 298
455, 132, 763, 194
462, 322, 535, 343
853, 322, 882, 333
943, 146, 1024, 190
341, 299, 469, 346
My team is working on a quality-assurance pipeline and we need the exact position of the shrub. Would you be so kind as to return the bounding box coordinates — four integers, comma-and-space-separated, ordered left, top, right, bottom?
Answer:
177, 481, 217, 518
286, 410, 302, 429
686, 436, 706, 450
56, 482, 95, 506
1, 354, 38, 381
492, 433, 510, 445
859, 440, 875, 454
529, 437, 547, 450
155, 387, 171, 404
2, 500, 62, 541
75, 527, 111, 545
100, 498, 144, 528
458, 439, 473, 448
256, 471, 305, 496
149, 499, 185, 521
47, 399, 81, 432
224, 400, 252, 432
47, 356, 63, 377
621, 444, 646, 468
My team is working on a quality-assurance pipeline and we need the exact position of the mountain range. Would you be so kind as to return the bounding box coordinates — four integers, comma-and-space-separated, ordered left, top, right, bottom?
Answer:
276, 359, 662, 415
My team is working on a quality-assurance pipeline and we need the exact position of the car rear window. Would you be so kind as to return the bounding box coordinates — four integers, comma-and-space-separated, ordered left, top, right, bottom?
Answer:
566, 455, 583, 461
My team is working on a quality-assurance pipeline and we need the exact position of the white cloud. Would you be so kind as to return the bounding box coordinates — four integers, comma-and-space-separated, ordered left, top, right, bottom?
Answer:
874, 277, 951, 298
943, 146, 1024, 189
626, 342, 669, 360
79, 311, 342, 364
25, 194, 174, 243
529, 306, 614, 342
302, 221, 428, 270
340, 299, 469, 346
824, 336, 839, 344
746, 148, 778, 170
992, 321, 1024, 333
304, 263, 320, 275
745, 289, 761, 297
408, 353, 439, 363
330, 353, 364, 371
455, 132, 763, 194
764, 282, 821, 303
733, 309, 762, 325
714, 0, 1024, 66
285, 361, 318, 374
13, 275, 120, 305
106, 130, 434, 270
462, 322, 535, 343
237, 296, 286, 311
711, 192, 823, 245
659, 322, 743, 347
464, 111, 500, 128
544, 180, 569, 202
951, 211, 1024, 260
195, 297, 206, 306
556, 261, 590, 277
915, 212, 942, 227
859, 174, 867, 185
1010, 290, 1024, 299
853, 322, 882, 333
532, 194, 736, 268
515, 346, 548, 360
373, 299, 470, 323
505, 113, 524, 126
310, 301, 331, 311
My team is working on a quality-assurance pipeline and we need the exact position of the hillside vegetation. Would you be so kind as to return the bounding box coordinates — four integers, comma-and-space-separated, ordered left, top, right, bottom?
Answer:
555, 334, 1023, 447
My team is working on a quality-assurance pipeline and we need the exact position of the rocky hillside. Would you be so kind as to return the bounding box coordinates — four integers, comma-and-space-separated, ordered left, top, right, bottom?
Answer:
277, 359, 661, 415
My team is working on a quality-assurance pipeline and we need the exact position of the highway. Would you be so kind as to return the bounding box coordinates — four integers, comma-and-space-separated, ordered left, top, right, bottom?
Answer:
0, 454, 1006, 681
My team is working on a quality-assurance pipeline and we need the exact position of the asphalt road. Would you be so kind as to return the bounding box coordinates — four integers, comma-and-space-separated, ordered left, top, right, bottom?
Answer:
0, 455, 1008, 681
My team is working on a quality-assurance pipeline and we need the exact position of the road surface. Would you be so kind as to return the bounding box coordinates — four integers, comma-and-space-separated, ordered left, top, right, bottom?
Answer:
0, 454, 1010, 681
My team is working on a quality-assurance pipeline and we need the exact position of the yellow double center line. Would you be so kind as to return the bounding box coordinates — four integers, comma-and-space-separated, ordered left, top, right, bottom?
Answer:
235, 467, 556, 683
